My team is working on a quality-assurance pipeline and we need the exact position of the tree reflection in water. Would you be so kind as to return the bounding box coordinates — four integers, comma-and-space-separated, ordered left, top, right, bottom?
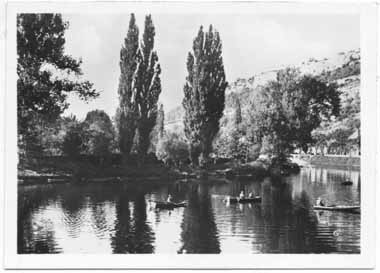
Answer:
18, 167, 360, 254
18, 185, 61, 253
179, 183, 220, 253
261, 179, 337, 253
111, 189, 155, 253
59, 187, 87, 239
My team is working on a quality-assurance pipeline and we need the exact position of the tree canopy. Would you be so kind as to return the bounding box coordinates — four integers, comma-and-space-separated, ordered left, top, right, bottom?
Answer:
116, 13, 140, 159
17, 14, 98, 157
135, 15, 162, 160
17, 14, 98, 133
84, 110, 115, 157
182, 25, 227, 166
116, 14, 162, 162
248, 68, 341, 158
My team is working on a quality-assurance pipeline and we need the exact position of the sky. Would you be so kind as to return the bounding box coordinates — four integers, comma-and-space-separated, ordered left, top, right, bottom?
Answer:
62, 13, 359, 119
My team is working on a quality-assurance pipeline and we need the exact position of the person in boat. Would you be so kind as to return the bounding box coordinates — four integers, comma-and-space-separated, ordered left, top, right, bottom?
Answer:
239, 191, 245, 199
248, 192, 254, 199
167, 194, 173, 203
316, 197, 325, 206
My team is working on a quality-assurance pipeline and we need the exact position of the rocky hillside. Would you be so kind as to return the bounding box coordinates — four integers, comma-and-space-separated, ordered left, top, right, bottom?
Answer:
165, 49, 360, 134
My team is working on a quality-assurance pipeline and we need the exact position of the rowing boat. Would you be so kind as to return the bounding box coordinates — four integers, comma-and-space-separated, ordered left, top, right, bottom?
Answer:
155, 201, 187, 209
313, 205, 360, 212
226, 196, 262, 204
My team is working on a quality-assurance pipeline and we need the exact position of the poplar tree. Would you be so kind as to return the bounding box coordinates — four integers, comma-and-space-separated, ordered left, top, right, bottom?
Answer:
135, 15, 162, 160
182, 25, 227, 166
116, 13, 139, 160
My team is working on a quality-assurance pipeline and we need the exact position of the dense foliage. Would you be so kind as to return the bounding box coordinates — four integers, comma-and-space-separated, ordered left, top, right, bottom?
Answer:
83, 110, 116, 157
247, 68, 340, 159
213, 68, 342, 162
116, 14, 162, 163
116, 13, 140, 159
17, 14, 98, 158
62, 120, 85, 158
156, 132, 189, 167
182, 25, 227, 166
135, 15, 162, 160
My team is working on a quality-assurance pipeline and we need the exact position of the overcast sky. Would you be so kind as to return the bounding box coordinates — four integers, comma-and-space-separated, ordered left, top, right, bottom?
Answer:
63, 13, 359, 119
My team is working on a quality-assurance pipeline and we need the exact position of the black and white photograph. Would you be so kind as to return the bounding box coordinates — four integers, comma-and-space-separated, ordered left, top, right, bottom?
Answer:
2, 1, 377, 270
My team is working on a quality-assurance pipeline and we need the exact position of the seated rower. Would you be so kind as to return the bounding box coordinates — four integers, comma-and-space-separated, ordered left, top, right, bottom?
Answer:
316, 197, 325, 206
248, 192, 254, 198
167, 194, 173, 203
239, 191, 245, 199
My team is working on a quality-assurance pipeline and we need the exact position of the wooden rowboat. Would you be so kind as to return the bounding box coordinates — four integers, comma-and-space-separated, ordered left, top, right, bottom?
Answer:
155, 201, 187, 209
226, 196, 262, 204
313, 205, 360, 212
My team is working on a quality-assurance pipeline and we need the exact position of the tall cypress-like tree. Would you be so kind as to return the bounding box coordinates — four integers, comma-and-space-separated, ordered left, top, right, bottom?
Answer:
116, 14, 139, 159
135, 15, 162, 160
182, 25, 227, 166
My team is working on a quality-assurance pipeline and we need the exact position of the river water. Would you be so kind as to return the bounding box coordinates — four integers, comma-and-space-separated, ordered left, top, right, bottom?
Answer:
18, 166, 360, 254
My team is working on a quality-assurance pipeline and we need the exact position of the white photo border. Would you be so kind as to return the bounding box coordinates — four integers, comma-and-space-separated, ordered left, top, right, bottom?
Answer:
3, 1, 377, 269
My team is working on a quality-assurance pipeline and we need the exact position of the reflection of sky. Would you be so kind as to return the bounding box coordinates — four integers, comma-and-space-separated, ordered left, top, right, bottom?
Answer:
30, 200, 117, 253
291, 167, 360, 205
146, 207, 183, 253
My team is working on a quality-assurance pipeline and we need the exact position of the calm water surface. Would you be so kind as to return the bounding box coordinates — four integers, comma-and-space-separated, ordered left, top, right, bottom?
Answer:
18, 166, 360, 254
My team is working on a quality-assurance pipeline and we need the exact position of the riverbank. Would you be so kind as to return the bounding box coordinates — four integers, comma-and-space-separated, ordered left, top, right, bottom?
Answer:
291, 154, 360, 169
18, 155, 179, 185
18, 155, 301, 186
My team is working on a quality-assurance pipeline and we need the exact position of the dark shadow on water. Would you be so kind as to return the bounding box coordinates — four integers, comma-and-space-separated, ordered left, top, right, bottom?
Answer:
18, 185, 61, 253
260, 179, 339, 253
179, 182, 221, 254
111, 189, 155, 253
18, 166, 360, 254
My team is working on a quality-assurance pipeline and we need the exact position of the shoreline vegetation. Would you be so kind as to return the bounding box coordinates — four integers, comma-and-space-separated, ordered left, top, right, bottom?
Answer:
17, 156, 281, 185
17, 14, 360, 187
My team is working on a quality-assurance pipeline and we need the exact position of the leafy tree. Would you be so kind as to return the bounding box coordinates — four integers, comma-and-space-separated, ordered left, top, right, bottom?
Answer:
83, 110, 115, 157
311, 76, 360, 155
17, 14, 98, 156
135, 15, 162, 161
62, 119, 85, 158
248, 68, 340, 159
116, 13, 140, 160
182, 25, 227, 167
